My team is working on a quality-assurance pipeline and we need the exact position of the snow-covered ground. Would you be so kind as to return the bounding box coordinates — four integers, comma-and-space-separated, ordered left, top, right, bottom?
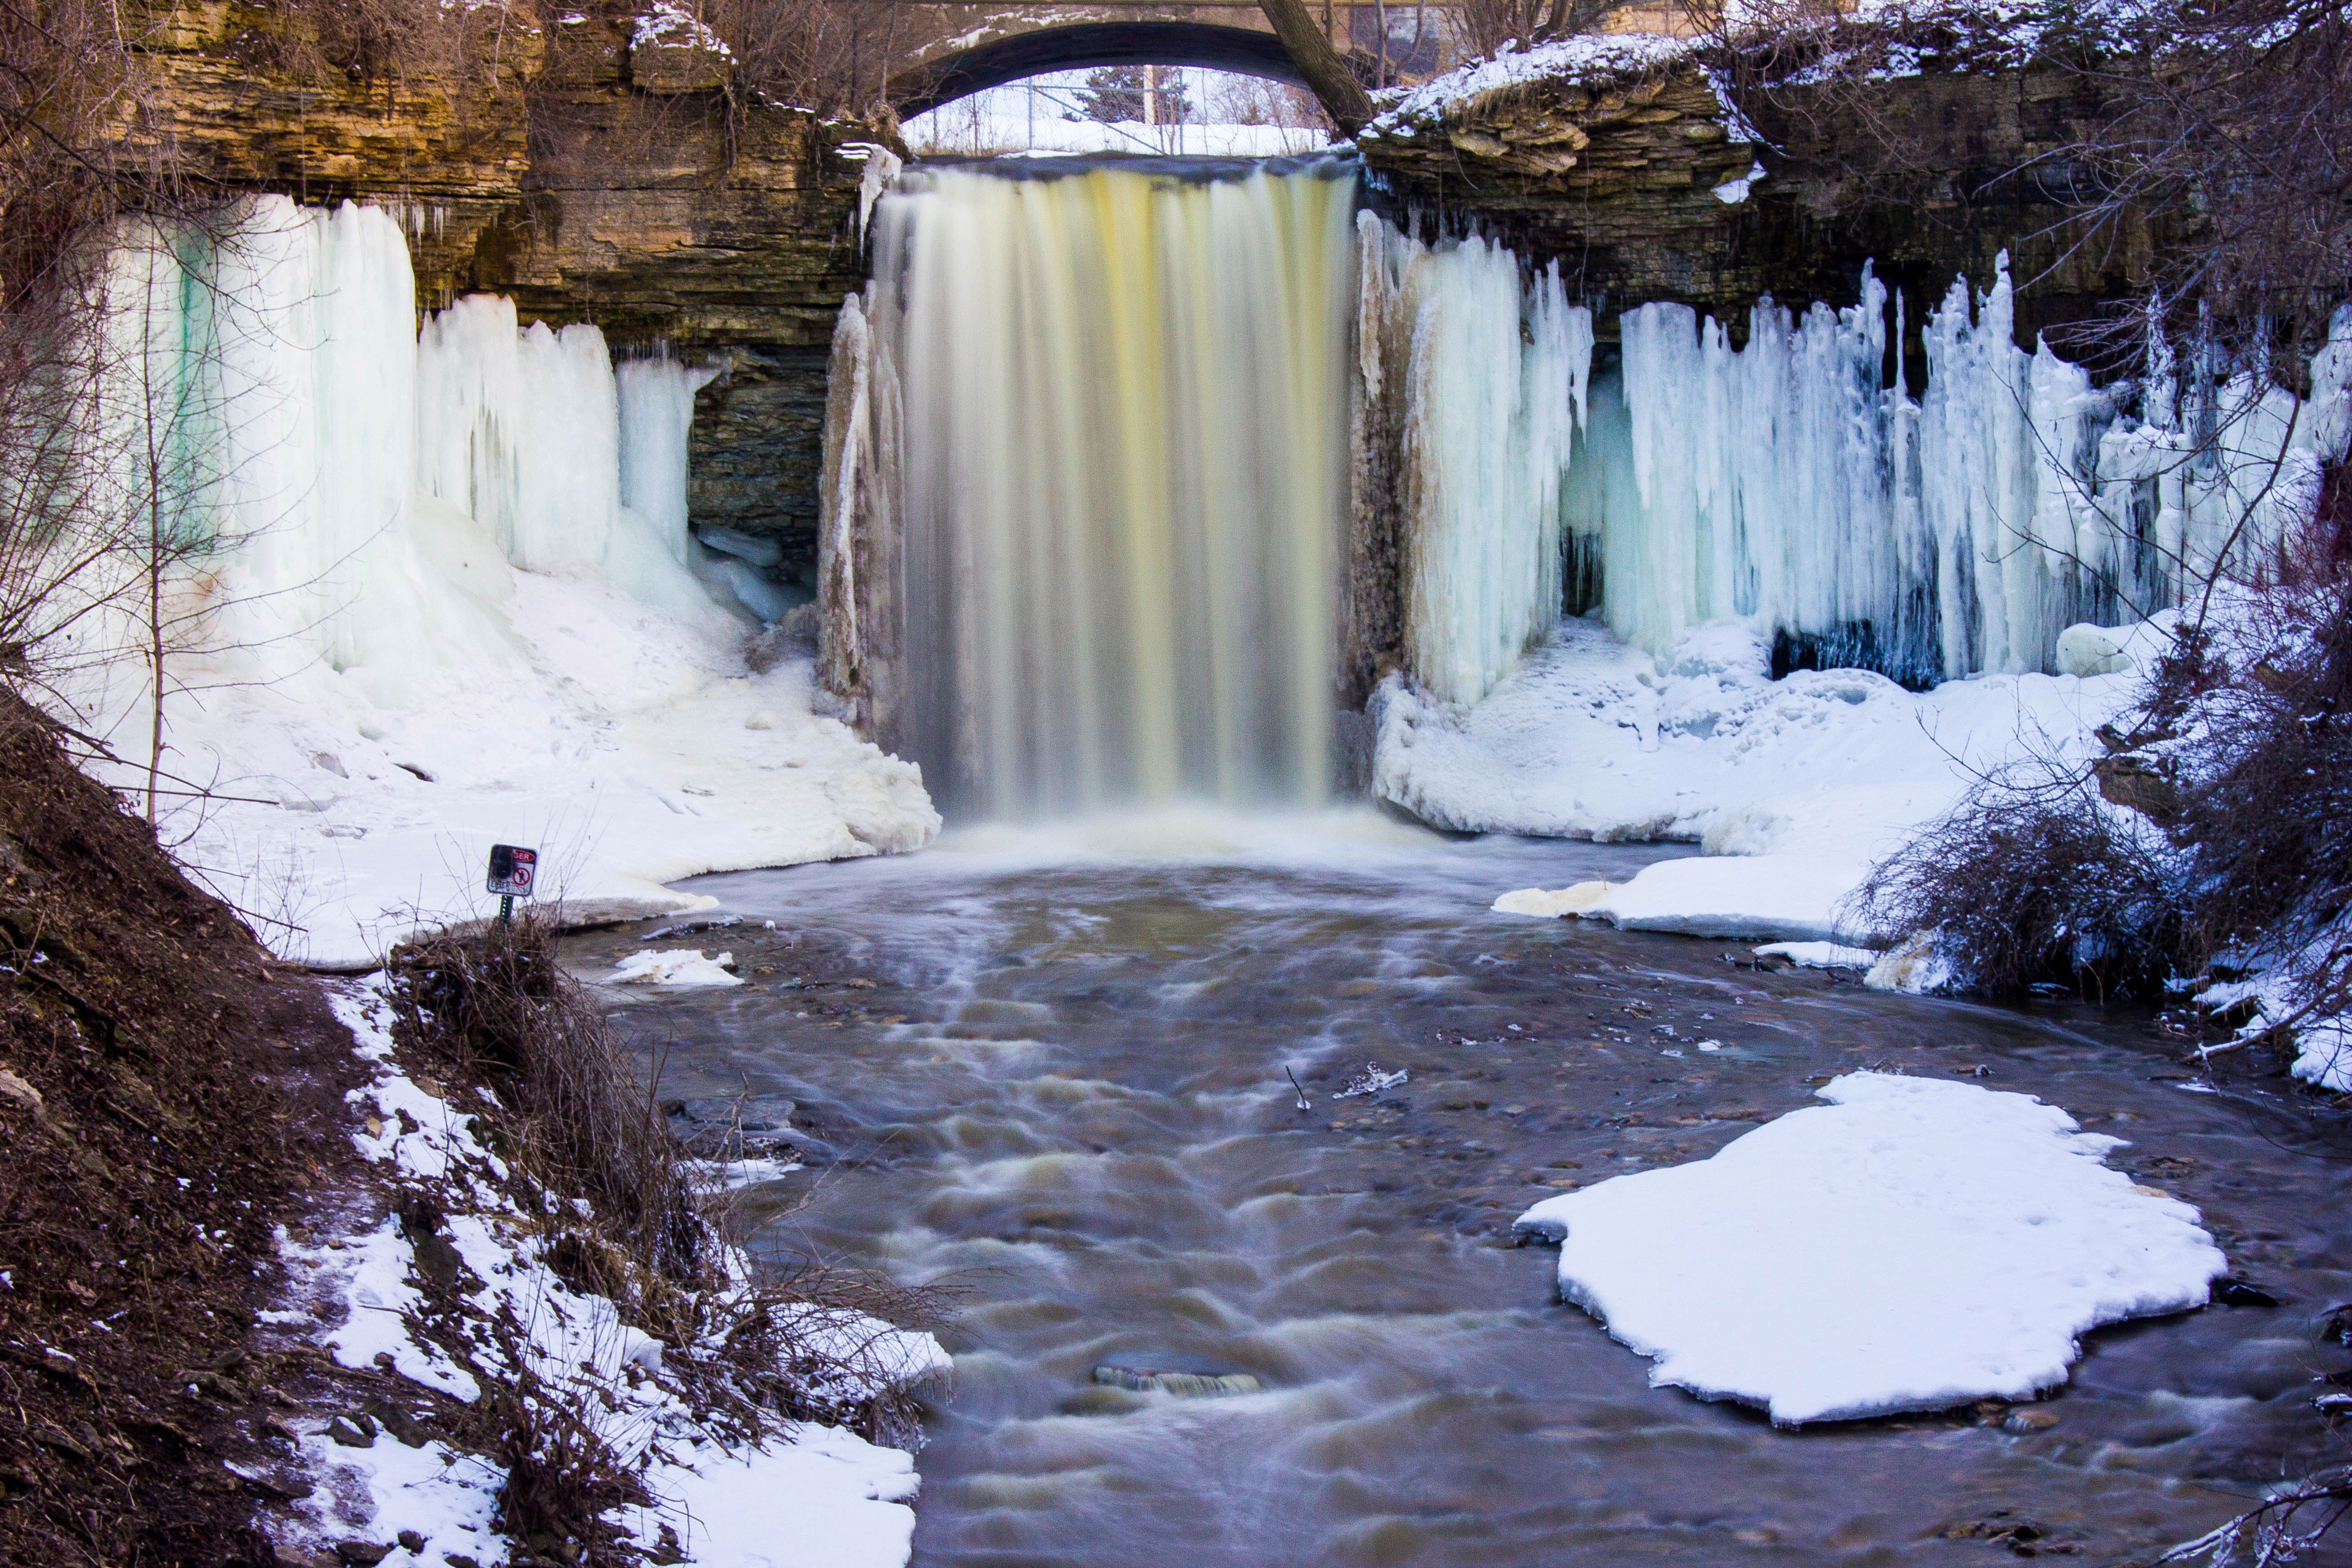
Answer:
1408, 615, 2156, 945
262, 979, 949, 1566
1513, 1071, 2226, 1425
69, 567, 936, 970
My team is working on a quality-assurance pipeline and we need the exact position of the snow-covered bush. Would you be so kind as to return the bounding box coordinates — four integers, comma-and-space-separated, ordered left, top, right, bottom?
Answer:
1858, 467, 2352, 1058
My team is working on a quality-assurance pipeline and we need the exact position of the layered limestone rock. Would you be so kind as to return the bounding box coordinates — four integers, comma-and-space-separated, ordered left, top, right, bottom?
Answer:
1357, 49, 2173, 344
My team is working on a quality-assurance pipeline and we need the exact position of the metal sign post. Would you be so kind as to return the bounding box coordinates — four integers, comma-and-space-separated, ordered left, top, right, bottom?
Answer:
486, 844, 539, 927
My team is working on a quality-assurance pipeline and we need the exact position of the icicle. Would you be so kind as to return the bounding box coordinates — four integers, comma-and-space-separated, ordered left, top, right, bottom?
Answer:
617, 352, 722, 564
1373, 225, 1593, 706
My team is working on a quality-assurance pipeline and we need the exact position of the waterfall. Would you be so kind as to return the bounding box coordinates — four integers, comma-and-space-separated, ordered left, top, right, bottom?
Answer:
846, 160, 1359, 819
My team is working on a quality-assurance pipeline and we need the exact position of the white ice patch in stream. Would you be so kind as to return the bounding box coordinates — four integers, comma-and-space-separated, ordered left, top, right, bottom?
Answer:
1752, 941, 1882, 970
46, 196, 937, 967
266, 980, 945, 1566
610, 947, 742, 987
1513, 1072, 2226, 1426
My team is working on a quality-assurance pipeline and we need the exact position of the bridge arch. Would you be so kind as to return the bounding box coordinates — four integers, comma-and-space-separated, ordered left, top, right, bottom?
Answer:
888, 22, 1311, 119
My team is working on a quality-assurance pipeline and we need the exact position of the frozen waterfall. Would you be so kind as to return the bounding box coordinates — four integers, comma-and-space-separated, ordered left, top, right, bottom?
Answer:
76, 195, 736, 699
849, 160, 1359, 818
1570, 258, 2352, 684
1355, 215, 1592, 707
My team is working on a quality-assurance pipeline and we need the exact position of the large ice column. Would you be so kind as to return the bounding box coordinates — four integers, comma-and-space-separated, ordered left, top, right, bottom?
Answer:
859, 160, 1357, 818
1580, 255, 2334, 681
88, 197, 512, 685
616, 353, 723, 564
80, 195, 733, 721
416, 298, 724, 627
1357, 216, 1593, 708
1393, 230, 1590, 707
1599, 272, 1936, 676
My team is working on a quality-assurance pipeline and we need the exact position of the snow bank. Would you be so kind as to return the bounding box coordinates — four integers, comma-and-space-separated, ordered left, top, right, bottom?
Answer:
1514, 1072, 2226, 1425
1392, 617, 2142, 943
1364, 33, 1698, 132
267, 981, 948, 1565
1586, 853, 1865, 942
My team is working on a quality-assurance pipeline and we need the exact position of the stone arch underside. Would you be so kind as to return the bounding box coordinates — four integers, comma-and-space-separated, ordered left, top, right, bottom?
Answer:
889, 23, 1310, 118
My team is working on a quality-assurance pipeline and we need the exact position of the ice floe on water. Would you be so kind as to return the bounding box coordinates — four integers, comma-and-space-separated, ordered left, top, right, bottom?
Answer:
611, 948, 743, 987
1753, 941, 1883, 970
1512, 1072, 2226, 1426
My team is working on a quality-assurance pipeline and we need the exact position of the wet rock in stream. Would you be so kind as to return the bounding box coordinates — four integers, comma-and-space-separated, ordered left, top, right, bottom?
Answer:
1092, 1350, 1266, 1397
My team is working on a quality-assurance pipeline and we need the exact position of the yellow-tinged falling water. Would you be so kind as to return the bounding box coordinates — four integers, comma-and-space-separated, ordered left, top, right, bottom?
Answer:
868, 159, 1357, 820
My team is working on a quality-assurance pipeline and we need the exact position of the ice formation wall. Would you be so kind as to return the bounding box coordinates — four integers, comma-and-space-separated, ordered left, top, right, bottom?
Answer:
1357, 215, 1592, 706
84, 195, 735, 694
853, 160, 1359, 818
1570, 260, 2352, 683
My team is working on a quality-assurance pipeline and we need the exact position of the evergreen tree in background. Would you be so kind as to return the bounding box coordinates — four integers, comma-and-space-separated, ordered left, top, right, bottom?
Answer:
1067, 65, 1191, 123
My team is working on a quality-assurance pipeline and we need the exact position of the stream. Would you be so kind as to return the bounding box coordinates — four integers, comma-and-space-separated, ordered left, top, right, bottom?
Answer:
564, 813, 2352, 1566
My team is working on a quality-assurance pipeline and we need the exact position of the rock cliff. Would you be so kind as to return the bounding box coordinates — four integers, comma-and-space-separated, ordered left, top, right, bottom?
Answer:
1358, 48, 2175, 352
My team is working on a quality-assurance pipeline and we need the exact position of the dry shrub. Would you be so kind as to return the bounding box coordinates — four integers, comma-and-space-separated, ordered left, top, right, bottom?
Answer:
2171, 579, 2352, 952
490, 1390, 650, 1568
389, 916, 706, 1289
1458, 0, 1612, 54
1853, 773, 2182, 999
707, 1260, 955, 1449
386, 916, 954, 1450
1690, 0, 2352, 383
1861, 465, 2352, 1008
710, 0, 909, 119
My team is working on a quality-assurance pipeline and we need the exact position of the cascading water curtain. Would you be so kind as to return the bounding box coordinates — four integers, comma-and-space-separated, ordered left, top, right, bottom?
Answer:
860, 161, 1358, 819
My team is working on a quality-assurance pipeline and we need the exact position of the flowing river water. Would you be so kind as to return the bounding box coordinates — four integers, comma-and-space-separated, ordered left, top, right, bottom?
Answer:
565, 815, 2352, 1566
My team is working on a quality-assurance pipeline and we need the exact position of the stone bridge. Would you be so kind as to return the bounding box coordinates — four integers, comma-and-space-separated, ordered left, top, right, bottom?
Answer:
881, 1, 1459, 118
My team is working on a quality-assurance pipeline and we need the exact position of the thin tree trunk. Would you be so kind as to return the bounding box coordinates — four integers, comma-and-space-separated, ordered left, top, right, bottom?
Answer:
145, 456, 164, 826
1259, 0, 1373, 132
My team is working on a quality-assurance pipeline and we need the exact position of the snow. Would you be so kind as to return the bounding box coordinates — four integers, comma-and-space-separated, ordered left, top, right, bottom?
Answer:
2293, 1016, 2352, 1093
1711, 159, 1767, 202
48, 196, 939, 969
1865, 930, 1959, 994
621, 1426, 920, 1568
611, 948, 742, 987
1492, 881, 1617, 917
1513, 1071, 2228, 1425
631, 0, 733, 57
267, 980, 950, 1565
1364, 33, 1698, 132
1586, 853, 1869, 942
1382, 615, 2148, 943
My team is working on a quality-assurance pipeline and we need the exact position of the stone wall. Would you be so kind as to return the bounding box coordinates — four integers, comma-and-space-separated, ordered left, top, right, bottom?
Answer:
1358, 55, 2176, 355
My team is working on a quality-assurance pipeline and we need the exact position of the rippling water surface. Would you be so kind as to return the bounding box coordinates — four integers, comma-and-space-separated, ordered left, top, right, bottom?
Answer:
561, 810, 2352, 1567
